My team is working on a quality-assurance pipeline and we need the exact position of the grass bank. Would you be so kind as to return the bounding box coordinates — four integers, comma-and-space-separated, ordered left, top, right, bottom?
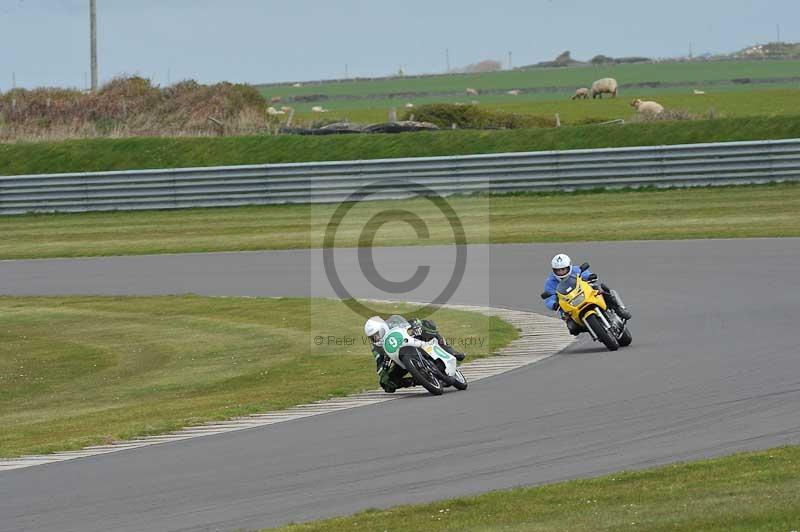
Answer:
2, 115, 800, 176
0, 296, 516, 458
268, 445, 800, 531
1, 183, 798, 260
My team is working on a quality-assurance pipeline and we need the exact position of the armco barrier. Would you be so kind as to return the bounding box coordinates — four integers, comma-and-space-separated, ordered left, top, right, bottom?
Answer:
1, 138, 799, 214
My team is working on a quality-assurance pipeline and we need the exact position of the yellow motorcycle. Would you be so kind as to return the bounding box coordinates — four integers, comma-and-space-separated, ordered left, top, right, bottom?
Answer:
541, 263, 632, 351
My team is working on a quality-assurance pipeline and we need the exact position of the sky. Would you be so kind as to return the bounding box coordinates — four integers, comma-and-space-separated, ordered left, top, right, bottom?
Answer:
1, 0, 798, 91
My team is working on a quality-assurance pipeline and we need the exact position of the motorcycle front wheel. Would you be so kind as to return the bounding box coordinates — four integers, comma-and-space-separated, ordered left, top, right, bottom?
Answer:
585, 314, 619, 351
400, 354, 444, 395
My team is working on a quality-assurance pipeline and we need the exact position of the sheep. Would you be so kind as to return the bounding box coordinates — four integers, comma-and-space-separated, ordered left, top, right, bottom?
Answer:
270, 96, 282, 104
507, 89, 521, 96
465, 87, 479, 96
292, 82, 303, 88
280, 106, 293, 112
311, 105, 328, 113
631, 98, 664, 115
266, 106, 286, 116
571, 88, 590, 100
405, 102, 414, 108
693, 89, 706, 95
590, 78, 618, 99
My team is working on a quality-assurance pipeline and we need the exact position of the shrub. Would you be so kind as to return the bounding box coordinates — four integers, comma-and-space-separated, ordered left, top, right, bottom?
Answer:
0, 76, 268, 141
591, 55, 615, 65
614, 56, 652, 64
631, 108, 699, 122
457, 60, 503, 73
401, 103, 556, 129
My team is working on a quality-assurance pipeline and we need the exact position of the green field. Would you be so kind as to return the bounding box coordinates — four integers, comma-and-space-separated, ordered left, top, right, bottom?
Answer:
491, 88, 800, 122
294, 88, 800, 125
1, 183, 798, 260
254, 60, 800, 124
2, 114, 800, 177
261, 60, 800, 100
268, 445, 800, 532
0, 296, 515, 458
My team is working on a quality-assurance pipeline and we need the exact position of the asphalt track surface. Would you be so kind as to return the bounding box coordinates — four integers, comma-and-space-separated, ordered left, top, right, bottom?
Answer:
1, 239, 799, 531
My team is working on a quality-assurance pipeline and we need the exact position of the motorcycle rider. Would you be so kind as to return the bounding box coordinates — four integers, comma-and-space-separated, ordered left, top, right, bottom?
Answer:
364, 315, 465, 393
543, 253, 631, 336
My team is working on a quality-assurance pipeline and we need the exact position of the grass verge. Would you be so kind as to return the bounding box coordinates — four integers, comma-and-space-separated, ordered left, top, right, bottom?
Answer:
267, 445, 800, 532
0, 296, 517, 458
2, 115, 800, 176
1, 183, 798, 260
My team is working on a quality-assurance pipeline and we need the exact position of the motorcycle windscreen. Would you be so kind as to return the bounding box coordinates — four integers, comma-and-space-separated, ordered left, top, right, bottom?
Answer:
556, 275, 580, 296
385, 315, 410, 329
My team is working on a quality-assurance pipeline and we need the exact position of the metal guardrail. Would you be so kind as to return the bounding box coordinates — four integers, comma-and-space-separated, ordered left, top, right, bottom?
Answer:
1, 138, 799, 215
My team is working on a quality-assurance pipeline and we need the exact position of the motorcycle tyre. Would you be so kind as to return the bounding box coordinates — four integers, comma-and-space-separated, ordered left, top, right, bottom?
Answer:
400, 354, 444, 396
451, 369, 468, 390
618, 327, 632, 347
586, 313, 619, 351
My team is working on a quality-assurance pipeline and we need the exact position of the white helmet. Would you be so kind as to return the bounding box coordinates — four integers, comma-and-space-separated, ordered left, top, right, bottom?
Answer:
364, 316, 389, 346
551, 253, 572, 280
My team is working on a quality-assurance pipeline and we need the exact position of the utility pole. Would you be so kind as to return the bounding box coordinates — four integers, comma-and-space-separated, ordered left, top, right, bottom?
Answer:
90, 0, 98, 91
344, 63, 348, 79
777, 24, 781, 45
445, 48, 450, 73
689, 42, 693, 60
11, 72, 16, 89
508, 51, 512, 70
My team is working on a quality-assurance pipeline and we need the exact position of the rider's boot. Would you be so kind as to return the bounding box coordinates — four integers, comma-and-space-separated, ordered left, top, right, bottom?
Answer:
442, 344, 466, 361
398, 377, 415, 388
610, 289, 632, 320
566, 318, 583, 336
432, 334, 466, 361
602, 284, 632, 320
379, 369, 397, 393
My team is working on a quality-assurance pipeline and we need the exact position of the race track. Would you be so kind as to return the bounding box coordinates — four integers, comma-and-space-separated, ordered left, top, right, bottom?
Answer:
1, 239, 799, 531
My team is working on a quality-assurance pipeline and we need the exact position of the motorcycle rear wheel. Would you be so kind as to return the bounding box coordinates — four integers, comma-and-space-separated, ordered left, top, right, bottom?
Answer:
400, 354, 444, 395
585, 314, 619, 351
451, 369, 468, 390
618, 327, 632, 347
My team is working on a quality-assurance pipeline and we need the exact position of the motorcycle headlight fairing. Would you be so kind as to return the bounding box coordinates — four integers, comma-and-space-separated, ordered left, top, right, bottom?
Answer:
570, 292, 586, 307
